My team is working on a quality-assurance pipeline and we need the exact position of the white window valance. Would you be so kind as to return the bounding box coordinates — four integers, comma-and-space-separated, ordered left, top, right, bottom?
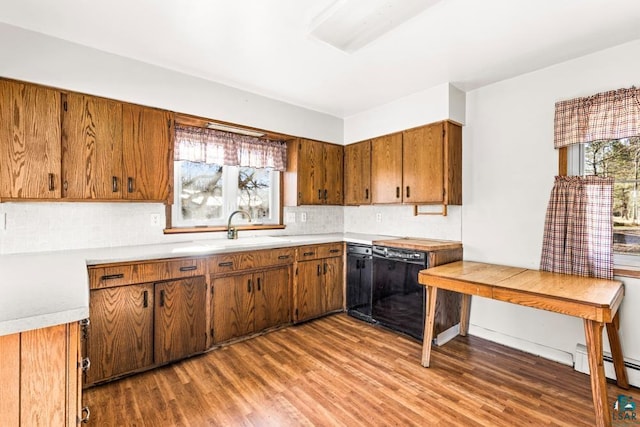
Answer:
174, 125, 287, 171
554, 87, 640, 148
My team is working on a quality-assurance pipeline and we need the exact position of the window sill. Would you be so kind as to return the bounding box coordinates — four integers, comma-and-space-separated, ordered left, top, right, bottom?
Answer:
164, 224, 286, 235
614, 266, 640, 279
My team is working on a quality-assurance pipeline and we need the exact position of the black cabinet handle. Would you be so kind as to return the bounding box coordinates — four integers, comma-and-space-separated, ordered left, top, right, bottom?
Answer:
329, 249, 340, 253
247, 279, 252, 293
365, 188, 369, 200
101, 273, 124, 281
179, 265, 197, 272
356, 259, 361, 269
127, 177, 134, 193
324, 189, 328, 200
396, 186, 400, 198
159, 290, 165, 307
323, 263, 328, 274
257, 277, 261, 291
48, 173, 55, 191
218, 261, 233, 267
112, 176, 118, 193
303, 251, 315, 257
318, 189, 322, 200
277, 255, 290, 260
143, 290, 148, 308
406, 186, 410, 198
317, 264, 321, 276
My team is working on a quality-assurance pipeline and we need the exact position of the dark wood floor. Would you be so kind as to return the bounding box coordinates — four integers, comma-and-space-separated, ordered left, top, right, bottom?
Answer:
84, 313, 639, 426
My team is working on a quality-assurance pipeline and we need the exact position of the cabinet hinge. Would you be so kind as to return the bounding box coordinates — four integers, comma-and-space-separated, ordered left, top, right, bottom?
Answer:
63, 100, 68, 112
443, 128, 445, 138
167, 119, 171, 129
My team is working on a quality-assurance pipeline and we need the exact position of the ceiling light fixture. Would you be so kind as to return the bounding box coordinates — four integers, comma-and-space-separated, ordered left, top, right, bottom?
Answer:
206, 122, 265, 137
309, 0, 442, 54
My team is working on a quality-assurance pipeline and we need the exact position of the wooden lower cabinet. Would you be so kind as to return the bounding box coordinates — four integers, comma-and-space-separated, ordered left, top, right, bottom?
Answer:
154, 277, 207, 364
86, 277, 206, 385
211, 266, 290, 344
295, 255, 344, 323
0, 322, 83, 426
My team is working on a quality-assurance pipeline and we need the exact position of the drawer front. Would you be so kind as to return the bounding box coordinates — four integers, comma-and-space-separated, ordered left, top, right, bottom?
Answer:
165, 258, 205, 279
255, 248, 295, 267
296, 243, 343, 261
89, 265, 134, 289
208, 253, 251, 275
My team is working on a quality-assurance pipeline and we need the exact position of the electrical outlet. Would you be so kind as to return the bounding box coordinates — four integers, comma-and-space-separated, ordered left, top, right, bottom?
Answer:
286, 212, 296, 223
150, 214, 161, 227
300, 212, 307, 222
376, 212, 382, 223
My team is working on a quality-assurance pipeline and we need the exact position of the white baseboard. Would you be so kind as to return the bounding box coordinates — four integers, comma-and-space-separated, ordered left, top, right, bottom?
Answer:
574, 344, 640, 388
467, 325, 574, 366
434, 323, 460, 346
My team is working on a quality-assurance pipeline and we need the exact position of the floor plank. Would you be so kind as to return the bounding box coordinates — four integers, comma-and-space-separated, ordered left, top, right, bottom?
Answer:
84, 314, 639, 426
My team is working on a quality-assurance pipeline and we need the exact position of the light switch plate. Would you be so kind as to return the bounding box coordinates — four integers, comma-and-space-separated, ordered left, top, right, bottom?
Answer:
286, 212, 296, 223
150, 214, 161, 227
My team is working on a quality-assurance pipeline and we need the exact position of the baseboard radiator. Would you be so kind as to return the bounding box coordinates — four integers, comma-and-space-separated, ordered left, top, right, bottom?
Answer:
574, 344, 640, 388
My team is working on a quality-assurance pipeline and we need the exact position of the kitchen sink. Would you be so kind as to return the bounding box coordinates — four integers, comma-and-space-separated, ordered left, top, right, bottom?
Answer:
171, 236, 292, 254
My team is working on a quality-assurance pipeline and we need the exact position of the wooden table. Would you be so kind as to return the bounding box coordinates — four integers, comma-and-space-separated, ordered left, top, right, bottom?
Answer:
418, 261, 629, 427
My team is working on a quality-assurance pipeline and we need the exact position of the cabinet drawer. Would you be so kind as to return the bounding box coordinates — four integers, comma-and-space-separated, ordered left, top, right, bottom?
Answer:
296, 243, 343, 261
164, 258, 205, 279
208, 248, 295, 275
89, 265, 135, 289
254, 248, 295, 267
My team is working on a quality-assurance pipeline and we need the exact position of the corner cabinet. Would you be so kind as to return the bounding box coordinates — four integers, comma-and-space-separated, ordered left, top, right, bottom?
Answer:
293, 243, 344, 323
367, 120, 462, 206
285, 138, 344, 206
0, 80, 62, 200
0, 322, 84, 426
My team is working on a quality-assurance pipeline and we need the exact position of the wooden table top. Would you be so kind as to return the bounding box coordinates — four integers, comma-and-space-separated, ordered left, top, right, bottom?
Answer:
418, 261, 624, 323
372, 238, 462, 252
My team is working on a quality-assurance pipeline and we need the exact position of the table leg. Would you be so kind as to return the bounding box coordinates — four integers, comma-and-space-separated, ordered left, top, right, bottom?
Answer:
459, 294, 472, 336
584, 319, 612, 427
421, 286, 438, 367
605, 312, 629, 389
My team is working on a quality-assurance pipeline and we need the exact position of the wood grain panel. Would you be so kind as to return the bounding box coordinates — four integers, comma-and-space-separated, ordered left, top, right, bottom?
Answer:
0, 333, 20, 425
20, 324, 67, 426
444, 121, 463, 205
83, 314, 639, 427
375, 238, 462, 252
295, 261, 324, 322
122, 104, 171, 201
61, 93, 123, 199
371, 132, 403, 204
0, 80, 61, 199
403, 122, 444, 203
297, 139, 323, 205
87, 284, 154, 384
323, 256, 343, 312
344, 140, 371, 205
323, 142, 344, 205
211, 274, 255, 343
254, 267, 290, 332
154, 277, 207, 364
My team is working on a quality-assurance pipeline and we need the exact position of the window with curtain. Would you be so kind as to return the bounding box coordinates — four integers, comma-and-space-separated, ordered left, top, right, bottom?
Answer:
544, 86, 640, 276
172, 124, 286, 228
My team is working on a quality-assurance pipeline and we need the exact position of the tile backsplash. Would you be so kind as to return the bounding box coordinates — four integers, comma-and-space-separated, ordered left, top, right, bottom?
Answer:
0, 202, 459, 255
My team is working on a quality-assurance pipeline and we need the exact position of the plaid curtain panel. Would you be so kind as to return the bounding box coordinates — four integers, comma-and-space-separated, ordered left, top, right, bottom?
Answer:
174, 125, 286, 171
540, 176, 614, 279
554, 87, 640, 148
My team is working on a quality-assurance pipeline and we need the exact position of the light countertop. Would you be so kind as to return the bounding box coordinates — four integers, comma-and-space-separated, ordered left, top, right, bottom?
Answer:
0, 232, 410, 336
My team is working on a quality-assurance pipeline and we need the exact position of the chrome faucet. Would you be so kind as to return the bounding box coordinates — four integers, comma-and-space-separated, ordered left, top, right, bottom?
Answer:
227, 210, 252, 239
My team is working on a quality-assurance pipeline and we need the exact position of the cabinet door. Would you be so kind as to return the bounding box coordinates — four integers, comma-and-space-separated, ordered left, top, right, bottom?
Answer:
0, 80, 61, 199
122, 104, 172, 201
371, 133, 402, 204
296, 139, 325, 205
86, 284, 154, 385
323, 142, 344, 205
211, 273, 255, 343
255, 267, 290, 332
295, 261, 324, 322
344, 140, 371, 205
403, 122, 444, 203
154, 277, 207, 365
61, 93, 123, 199
322, 256, 344, 313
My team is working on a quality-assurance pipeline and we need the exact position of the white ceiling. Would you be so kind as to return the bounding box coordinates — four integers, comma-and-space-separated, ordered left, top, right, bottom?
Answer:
1, 0, 640, 118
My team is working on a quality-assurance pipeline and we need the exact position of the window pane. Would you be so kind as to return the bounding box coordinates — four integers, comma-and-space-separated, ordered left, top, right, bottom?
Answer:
584, 137, 640, 255
179, 161, 224, 221
237, 167, 272, 220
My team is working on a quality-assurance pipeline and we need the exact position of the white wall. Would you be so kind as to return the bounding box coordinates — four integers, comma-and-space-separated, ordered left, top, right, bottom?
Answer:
463, 39, 640, 365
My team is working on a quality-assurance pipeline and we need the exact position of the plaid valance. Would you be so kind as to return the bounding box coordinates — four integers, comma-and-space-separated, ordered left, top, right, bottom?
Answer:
554, 87, 640, 148
174, 125, 287, 171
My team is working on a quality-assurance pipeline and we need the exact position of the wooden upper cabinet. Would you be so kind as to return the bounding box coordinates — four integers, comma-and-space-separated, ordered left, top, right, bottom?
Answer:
371, 132, 403, 204
122, 104, 173, 201
344, 140, 371, 205
61, 93, 123, 199
0, 80, 61, 199
285, 138, 343, 206
403, 122, 444, 204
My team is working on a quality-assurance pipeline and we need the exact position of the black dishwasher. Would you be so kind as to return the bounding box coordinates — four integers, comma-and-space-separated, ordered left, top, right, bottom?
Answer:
346, 243, 374, 323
